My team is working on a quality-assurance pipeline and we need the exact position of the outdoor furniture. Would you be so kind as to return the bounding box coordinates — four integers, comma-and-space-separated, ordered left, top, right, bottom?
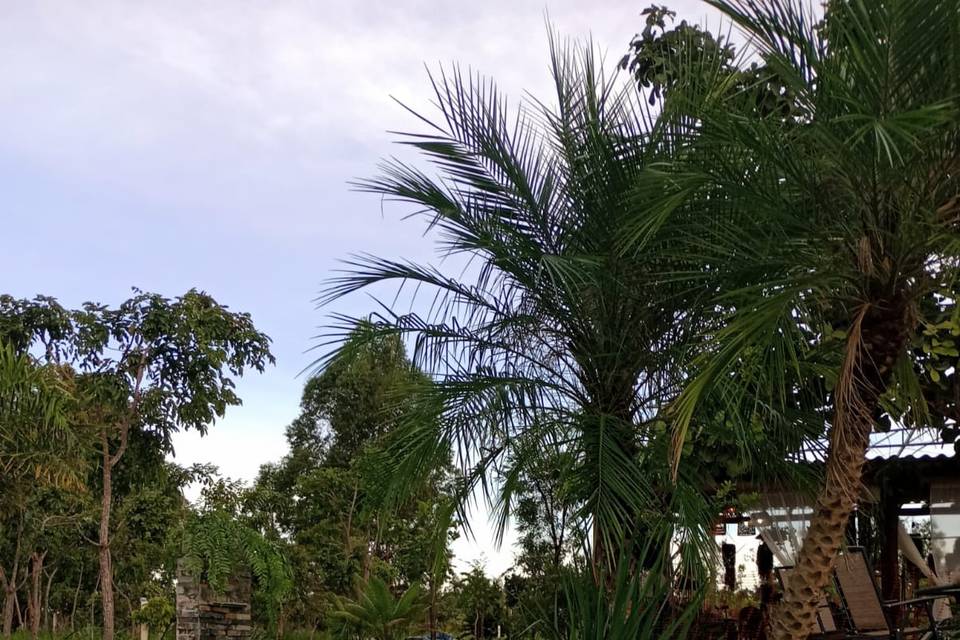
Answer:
916, 585, 960, 602
833, 547, 945, 640
775, 567, 843, 638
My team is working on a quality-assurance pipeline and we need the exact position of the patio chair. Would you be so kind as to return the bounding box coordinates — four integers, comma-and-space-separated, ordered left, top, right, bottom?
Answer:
775, 566, 842, 638
833, 547, 945, 640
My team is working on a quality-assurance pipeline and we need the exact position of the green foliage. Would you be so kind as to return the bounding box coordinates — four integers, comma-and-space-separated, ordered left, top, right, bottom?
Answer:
318, 32, 721, 595
1, 289, 275, 448
0, 341, 84, 494
181, 510, 292, 623
449, 565, 505, 640
1, 288, 273, 639
132, 597, 174, 633
620, 5, 735, 104
330, 577, 426, 640
246, 326, 456, 632
541, 542, 700, 640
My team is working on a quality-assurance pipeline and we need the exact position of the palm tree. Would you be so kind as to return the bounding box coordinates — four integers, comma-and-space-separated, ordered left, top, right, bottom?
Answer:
0, 342, 80, 638
636, 1, 960, 638
331, 577, 426, 640
319, 36, 719, 587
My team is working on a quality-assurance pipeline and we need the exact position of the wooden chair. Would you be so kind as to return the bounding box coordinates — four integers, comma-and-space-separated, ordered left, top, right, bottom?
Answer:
775, 566, 843, 638
833, 547, 944, 640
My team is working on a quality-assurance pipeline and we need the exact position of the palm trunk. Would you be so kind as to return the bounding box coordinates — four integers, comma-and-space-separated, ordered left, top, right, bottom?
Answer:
100, 428, 116, 640
770, 302, 908, 640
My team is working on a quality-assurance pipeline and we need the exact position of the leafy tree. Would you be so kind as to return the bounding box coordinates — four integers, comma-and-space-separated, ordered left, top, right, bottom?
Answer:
620, 5, 734, 105
625, 1, 960, 638
247, 327, 455, 633
450, 565, 505, 640
131, 596, 174, 638
0, 290, 273, 640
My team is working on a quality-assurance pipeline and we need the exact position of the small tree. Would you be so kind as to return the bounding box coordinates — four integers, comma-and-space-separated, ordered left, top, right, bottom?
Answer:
330, 577, 425, 640
0, 290, 274, 640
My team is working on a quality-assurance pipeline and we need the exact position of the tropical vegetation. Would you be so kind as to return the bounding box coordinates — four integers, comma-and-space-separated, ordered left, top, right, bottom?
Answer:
2, 1, 959, 640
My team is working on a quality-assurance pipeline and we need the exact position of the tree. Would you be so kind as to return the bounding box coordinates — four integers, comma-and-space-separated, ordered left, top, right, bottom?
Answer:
450, 565, 504, 640
627, 1, 960, 638
0, 342, 84, 639
318, 35, 721, 601
330, 576, 425, 640
247, 327, 456, 634
0, 290, 273, 640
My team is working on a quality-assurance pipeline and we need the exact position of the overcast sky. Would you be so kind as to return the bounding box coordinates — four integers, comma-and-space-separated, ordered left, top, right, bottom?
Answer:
1, 0, 723, 575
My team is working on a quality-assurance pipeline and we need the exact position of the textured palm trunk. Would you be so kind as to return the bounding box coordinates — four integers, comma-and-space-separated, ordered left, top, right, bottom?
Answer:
769, 302, 908, 640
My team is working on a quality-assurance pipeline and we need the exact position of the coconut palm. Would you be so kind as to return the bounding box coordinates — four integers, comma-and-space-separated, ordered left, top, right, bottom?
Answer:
318, 36, 723, 589
635, 1, 960, 638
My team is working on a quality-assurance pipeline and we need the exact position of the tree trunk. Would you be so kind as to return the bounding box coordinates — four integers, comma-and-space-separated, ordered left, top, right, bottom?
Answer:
43, 566, 57, 632
13, 591, 22, 628
100, 428, 116, 640
428, 576, 438, 640
879, 495, 902, 625
96, 367, 138, 640
70, 564, 83, 632
1, 594, 13, 639
769, 301, 909, 640
1, 514, 24, 638
28, 552, 45, 640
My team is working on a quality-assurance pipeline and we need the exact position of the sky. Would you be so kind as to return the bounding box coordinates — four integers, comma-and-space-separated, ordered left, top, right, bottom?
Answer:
1, 0, 723, 576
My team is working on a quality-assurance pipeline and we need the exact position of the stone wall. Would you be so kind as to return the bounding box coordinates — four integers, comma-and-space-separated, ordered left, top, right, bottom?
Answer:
175, 561, 252, 640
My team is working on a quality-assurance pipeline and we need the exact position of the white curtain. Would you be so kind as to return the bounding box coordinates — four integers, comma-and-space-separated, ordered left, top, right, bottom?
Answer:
930, 480, 960, 584
754, 492, 954, 621
753, 492, 813, 567
898, 522, 952, 621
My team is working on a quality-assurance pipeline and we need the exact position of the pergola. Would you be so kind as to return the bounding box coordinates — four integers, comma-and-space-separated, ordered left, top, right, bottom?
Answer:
721, 427, 958, 600
861, 429, 958, 601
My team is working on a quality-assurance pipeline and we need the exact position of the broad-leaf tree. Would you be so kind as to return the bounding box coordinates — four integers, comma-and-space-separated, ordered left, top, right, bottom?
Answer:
0, 290, 273, 640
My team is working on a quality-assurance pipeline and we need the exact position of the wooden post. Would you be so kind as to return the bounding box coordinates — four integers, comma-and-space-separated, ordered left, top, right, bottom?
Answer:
879, 484, 901, 624
140, 598, 149, 640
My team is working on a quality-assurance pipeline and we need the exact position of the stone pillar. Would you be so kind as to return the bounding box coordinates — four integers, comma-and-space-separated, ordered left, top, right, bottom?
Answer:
175, 561, 252, 640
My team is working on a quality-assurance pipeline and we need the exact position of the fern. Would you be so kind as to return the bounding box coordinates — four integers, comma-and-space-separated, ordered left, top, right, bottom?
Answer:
181, 510, 292, 625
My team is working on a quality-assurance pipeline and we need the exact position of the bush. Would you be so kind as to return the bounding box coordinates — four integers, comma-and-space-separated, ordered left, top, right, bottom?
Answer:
132, 597, 175, 635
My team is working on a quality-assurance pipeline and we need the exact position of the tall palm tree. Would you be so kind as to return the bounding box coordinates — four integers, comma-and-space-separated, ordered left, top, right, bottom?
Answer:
319, 37, 719, 588
637, 1, 960, 638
